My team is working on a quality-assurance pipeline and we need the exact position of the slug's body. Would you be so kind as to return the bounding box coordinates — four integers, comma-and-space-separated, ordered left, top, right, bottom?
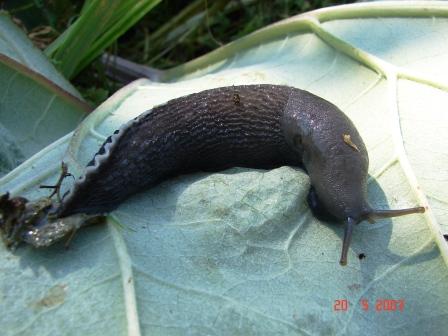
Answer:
59, 84, 369, 219
0, 84, 424, 265
59, 85, 303, 216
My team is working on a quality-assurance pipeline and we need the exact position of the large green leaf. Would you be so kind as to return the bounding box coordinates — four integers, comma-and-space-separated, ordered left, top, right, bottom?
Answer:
0, 13, 90, 176
1, 2, 448, 335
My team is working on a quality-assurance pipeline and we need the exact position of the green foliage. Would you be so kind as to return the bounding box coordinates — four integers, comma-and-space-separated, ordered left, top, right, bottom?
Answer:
117, 0, 356, 68
43, 0, 162, 79
2, 0, 355, 104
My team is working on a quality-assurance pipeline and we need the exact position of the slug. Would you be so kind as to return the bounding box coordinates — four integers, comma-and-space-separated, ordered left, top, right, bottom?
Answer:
0, 84, 425, 265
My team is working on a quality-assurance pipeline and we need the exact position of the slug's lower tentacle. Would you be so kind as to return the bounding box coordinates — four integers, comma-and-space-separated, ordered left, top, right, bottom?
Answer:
340, 217, 356, 266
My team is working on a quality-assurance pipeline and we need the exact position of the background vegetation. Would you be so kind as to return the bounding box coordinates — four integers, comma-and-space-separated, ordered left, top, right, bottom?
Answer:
1, 0, 355, 105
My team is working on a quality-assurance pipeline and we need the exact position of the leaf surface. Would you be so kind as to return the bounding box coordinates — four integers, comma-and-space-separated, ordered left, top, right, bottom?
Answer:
0, 13, 89, 176
1, 2, 448, 335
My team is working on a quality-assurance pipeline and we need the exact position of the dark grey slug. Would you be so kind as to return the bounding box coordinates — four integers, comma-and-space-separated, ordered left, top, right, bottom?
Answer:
0, 84, 424, 265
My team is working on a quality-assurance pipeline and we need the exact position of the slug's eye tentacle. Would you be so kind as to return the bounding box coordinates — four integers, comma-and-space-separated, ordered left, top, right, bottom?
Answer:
368, 206, 425, 221
338, 206, 425, 265
340, 217, 356, 266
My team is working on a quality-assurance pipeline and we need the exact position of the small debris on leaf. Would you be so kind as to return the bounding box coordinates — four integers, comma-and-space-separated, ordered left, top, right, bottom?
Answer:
343, 134, 360, 152
233, 93, 241, 105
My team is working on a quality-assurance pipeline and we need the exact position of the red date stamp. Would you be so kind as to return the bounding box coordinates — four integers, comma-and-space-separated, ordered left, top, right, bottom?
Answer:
334, 299, 349, 311
333, 299, 405, 312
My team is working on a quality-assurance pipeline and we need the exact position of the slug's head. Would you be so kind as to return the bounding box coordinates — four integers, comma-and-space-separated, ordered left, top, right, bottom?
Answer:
282, 89, 425, 265
282, 89, 372, 220
301, 128, 424, 265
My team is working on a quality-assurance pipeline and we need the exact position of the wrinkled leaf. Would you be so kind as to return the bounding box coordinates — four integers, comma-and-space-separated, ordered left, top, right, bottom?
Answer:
2, 2, 448, 335
0, 13, 90, 176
